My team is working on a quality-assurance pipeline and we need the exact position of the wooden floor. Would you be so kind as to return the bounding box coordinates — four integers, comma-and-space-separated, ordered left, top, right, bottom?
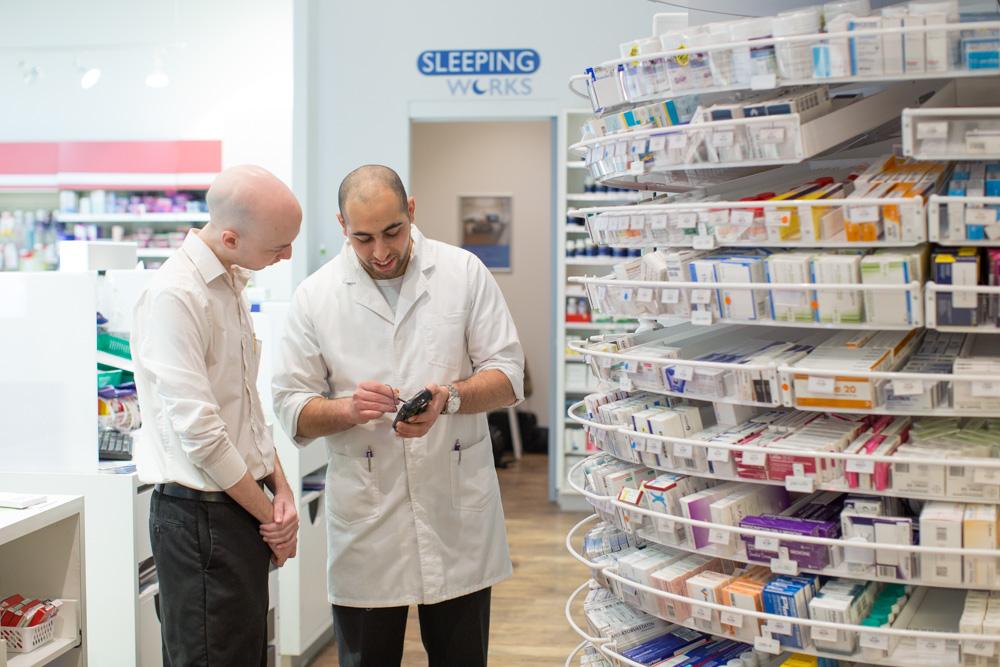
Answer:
310, 453, 588, 666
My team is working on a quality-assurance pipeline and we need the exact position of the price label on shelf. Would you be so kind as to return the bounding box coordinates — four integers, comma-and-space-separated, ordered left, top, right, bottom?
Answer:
693, 235, 716, 250
628, 160, 644, 176
636, 288, 654, 303
755, 535, 780, 552
629, 215, 645, 230
742, 450, 767, 467
649, 135, 667, 151
721, 610, 743, 628
708, 447, 731, 463
754, 635, 781, 655
750, 73, 777, 90
759, 127, 785, 144
965, 207, 996, 226
785, 475, 815, 493
973, 467, 1000, 485
892, 379, 924, 396
973, 381, 1000, 398
767, 620, 792, 636
692, 310, 713, 326
650, 214, 668, 230
668, 133, 688, 150
770, 556, 799, 576
730, 209, 754, 227
693, 605, 714, 622
691, 289, 712, 305
712, 131, 735, 148
709, 528, 732, 546
673, 443, 694, 459
860, 632, 889, 651
661, 289, 680, 304
673, 365, 694, 382
917, 638, 946, 655
964, 640, 996, 657
676, 212, 697, 229
848, 206, 880, 223
807, 375, 837, 394
846, 458, 875, 475
812, 626, 838, 643
917, 121, 949, 139
764, 209, 792, 227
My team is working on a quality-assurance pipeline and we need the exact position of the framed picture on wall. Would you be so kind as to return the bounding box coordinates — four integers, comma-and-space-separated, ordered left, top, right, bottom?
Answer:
459, 194, 512, 272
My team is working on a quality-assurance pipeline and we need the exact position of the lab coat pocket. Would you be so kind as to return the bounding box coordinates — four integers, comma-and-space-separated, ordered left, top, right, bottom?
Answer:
328, 446, 381, 526
450, 434, 497, 512
424, 311, 468, 370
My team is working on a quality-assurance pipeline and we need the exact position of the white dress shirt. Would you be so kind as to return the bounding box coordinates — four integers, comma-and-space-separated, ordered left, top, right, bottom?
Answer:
132, 230, 275, 491
272, 226, 525, 606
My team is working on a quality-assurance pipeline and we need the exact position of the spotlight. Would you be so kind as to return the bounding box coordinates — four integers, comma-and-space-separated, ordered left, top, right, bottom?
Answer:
78, 63, 101, 89
145, 51, 169, 88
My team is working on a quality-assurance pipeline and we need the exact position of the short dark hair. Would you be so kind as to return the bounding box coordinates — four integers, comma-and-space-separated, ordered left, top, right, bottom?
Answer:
337, 164, 408, 223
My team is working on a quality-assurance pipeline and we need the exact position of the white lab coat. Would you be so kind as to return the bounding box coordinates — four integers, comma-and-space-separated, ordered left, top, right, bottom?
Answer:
272, 226, 525, 607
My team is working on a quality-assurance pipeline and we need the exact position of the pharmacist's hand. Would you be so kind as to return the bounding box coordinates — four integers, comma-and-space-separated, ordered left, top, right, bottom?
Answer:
260, 489, 299, 549
393, 384, 448, 439
349, 381, 400, 425
270, 536, 298, 567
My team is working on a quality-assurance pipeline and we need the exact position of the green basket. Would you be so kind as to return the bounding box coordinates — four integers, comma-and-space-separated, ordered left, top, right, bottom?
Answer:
97, 332, 132, 360
97, 368, 123, 389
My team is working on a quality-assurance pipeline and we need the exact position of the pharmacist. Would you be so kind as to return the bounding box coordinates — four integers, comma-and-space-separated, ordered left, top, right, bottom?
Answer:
273, 164, 524, 666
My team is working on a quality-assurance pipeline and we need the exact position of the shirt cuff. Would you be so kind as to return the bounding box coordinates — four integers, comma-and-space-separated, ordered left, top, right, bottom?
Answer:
477, 364, 525, 407
199, 443, 249, 490
286, 394, 323, 448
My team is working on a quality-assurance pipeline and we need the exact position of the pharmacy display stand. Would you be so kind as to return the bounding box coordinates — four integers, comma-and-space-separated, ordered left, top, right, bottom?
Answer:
562, 11, 1000, 667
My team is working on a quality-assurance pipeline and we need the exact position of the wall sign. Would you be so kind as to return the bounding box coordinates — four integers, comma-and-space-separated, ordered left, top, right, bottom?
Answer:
416, 48, 539, 97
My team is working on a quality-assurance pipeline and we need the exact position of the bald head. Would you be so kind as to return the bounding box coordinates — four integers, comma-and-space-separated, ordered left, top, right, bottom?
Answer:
337, 164, 408, 224
203, 165, 302, 271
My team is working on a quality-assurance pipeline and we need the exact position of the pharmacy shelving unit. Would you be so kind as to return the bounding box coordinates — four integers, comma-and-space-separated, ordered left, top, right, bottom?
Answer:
555, 109, 643, 510
562, 13, 1000, 667
0, 496, 85, 667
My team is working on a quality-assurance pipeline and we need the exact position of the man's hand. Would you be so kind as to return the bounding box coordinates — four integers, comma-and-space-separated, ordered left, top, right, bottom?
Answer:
349, 381, 399, 425
260, 488, 299, 566
393, 384, 448, 439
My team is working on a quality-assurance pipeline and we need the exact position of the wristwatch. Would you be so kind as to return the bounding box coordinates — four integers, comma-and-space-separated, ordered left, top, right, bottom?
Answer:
442, 384, 461, 415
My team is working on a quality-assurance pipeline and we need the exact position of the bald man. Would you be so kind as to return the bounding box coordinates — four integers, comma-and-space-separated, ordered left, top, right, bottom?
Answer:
132, 165, 302, 666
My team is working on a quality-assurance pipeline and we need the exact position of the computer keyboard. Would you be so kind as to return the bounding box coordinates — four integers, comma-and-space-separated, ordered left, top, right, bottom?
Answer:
99, 430, 134, 461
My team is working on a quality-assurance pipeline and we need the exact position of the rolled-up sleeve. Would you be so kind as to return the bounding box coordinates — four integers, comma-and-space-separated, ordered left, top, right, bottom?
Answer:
465, 256, 525, 404
272, 285, 331, 446
139, 289, 248, 489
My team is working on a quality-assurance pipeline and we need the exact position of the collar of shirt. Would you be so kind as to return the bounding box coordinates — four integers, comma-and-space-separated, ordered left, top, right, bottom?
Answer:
181, 230, 252, 291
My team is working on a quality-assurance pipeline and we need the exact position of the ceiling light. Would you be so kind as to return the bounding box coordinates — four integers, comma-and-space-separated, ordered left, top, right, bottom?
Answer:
145, 51, 169, 88
78, 64, 101, 89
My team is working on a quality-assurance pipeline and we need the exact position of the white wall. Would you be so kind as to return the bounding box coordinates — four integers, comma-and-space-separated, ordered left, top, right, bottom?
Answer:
411, 120, 553, 423
0, 0, 297, 297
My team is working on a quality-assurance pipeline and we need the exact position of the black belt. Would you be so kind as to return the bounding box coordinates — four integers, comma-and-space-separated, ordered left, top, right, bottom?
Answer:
154, 480, 265, 504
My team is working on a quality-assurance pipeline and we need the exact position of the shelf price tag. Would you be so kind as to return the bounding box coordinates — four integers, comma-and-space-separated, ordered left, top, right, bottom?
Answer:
754, 635, 781, 655
755, 536, 780, 552
973, 381, 1000, 398
973, 467, 1000, 485
742, 450, 767, 467
846, 458, 875, 475
693, 605, 714, 622
709, 528, 732, 546
629, 160, 645, 176
750, 73, 777, 90
673, 365, 694, 382
673, 443, 694, 458
691, 289, 712, 305
650, 214, 668, 230
692, 310, 713, 326
860, 632, 889, 651
767, 620, 792, 636
661, 289, 680, 304
730, 209, 754, 227
891, 379, 924, 396
917, 638, 946, 655
676, 212, 698, 229
770, 556, 799, 575
807, 375, 837, 394
812, 626, 838, 642
964, 640, 996, 657
636, 288, 654, 303
649, 135, 667, 151
708, 447, 731, 463
712, 130, 735, 148
668, 133, 688, 150
848, 206, 880, 223
693, 235, 716, 250
720, 610, 743, 628
917, 121, 949, 139
759, 127, 785, 144
965, 208, 996, 226
785, 475, 815, 493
